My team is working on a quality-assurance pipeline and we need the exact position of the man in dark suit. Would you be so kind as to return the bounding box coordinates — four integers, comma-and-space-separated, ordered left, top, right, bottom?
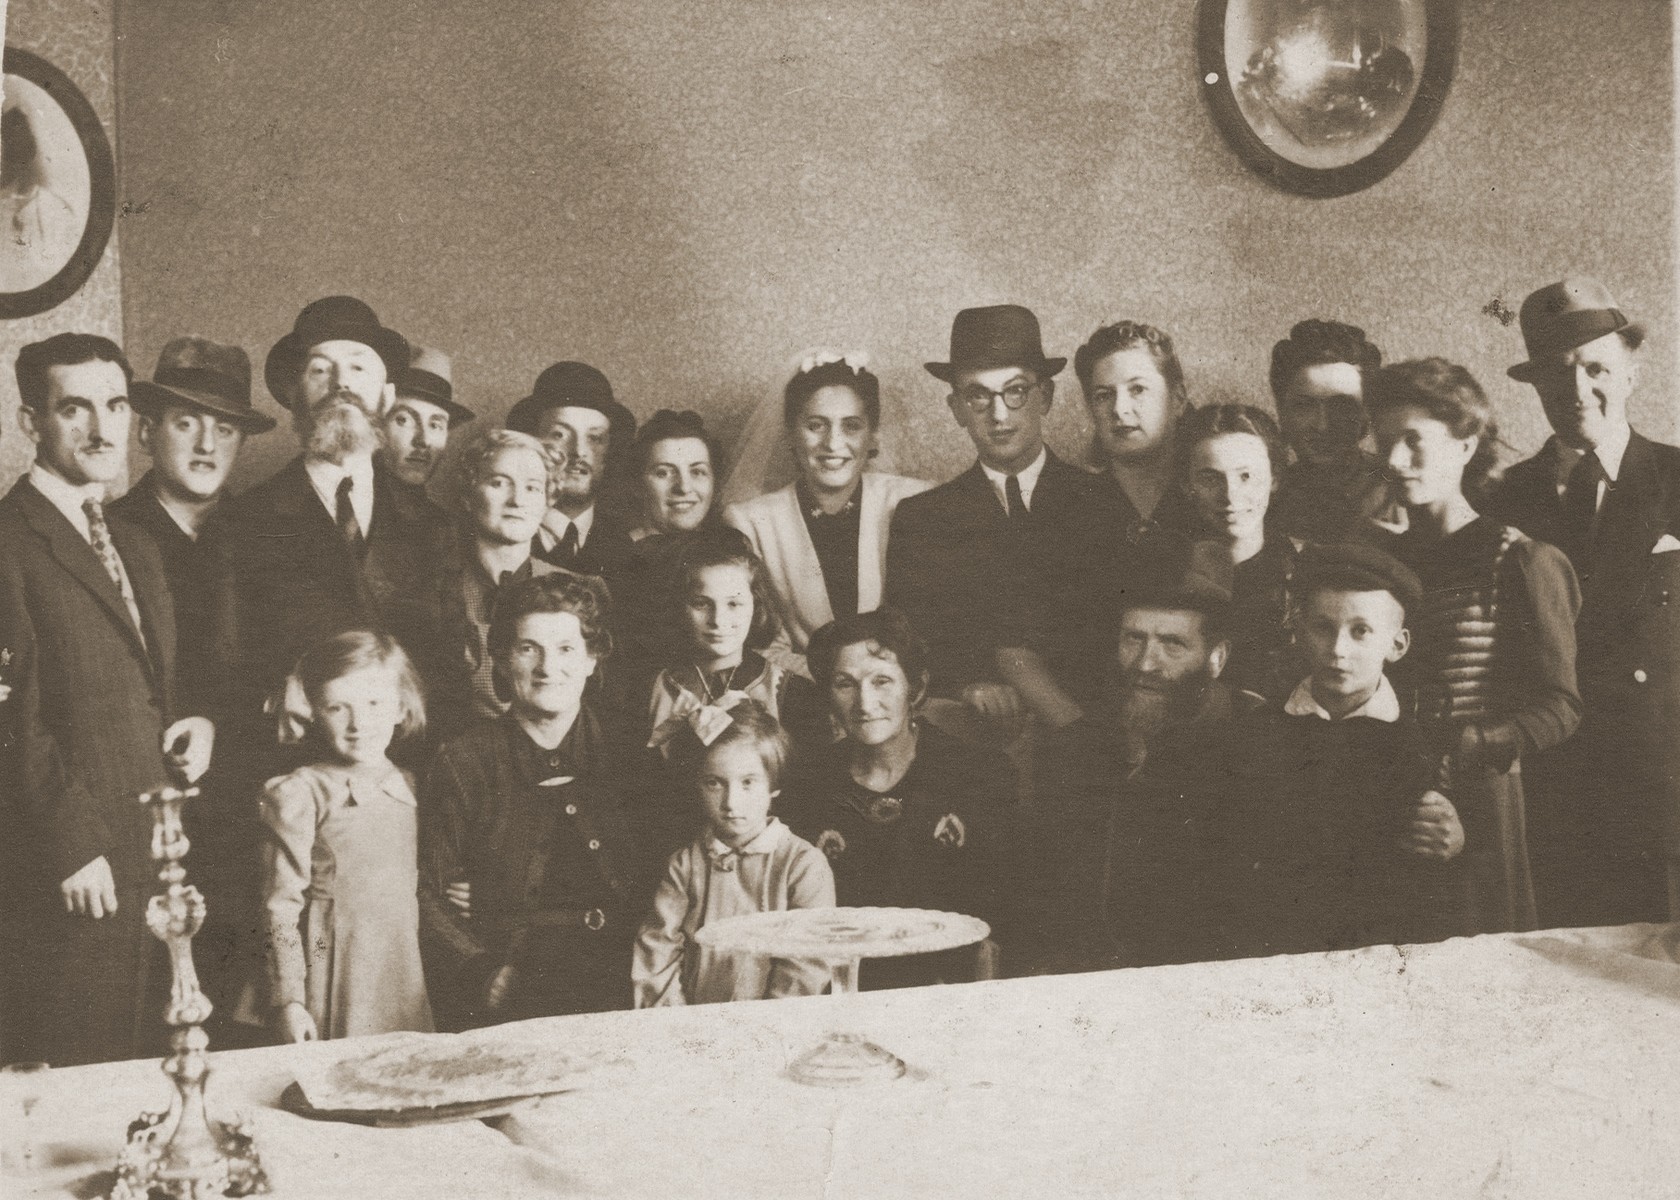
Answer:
885, 304, 1118, 717
109, 337, 276, 1035
1484, 276, 1680, 927
212, 296, 464, 764
505, 361, 638, 580
0, 333, 214, 1065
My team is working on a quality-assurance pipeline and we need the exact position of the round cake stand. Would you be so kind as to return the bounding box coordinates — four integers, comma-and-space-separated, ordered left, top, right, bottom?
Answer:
693, 907, 990, 1088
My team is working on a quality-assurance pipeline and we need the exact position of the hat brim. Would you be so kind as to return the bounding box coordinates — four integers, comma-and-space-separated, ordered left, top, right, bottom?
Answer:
130, 379, 279, 433
396, 384, 477, 427
924, 355, 1067, 384
1508, 317, 1644, 381
263, 324, 410, 404
514, 392, 637, 439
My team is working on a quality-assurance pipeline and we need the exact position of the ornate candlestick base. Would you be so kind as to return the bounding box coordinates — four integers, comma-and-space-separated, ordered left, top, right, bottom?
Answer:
110, 786, 268, 1200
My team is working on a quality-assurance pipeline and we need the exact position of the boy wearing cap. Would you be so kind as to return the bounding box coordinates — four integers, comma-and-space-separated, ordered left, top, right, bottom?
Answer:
1148, 542, 1468, 964
1485, 276, 1680, 926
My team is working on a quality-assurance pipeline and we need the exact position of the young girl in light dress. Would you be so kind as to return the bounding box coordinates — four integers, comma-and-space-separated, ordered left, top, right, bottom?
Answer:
258, 630, 434, 1042
632, 701, 835, 1007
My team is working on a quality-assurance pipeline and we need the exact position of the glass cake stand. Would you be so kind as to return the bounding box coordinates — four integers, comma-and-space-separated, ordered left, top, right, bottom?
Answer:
694, 906, 990, 1087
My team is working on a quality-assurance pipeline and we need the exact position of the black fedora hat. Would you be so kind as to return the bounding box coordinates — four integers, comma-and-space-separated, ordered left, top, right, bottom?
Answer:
263, 295, 410, 403
925, 304, 1066, 383
1508, 276, 1645, 382
130, 336, 277, 433
395, 345, 475, 426
506, 361, 637, 448
1123, 536, 1235, 617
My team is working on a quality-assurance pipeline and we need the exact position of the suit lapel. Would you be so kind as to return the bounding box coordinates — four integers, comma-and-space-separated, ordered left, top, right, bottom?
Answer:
956, 462, 1008, 526
9, 480, 154, 669
1590, 431, 1665, 585
111, 515, 175, 683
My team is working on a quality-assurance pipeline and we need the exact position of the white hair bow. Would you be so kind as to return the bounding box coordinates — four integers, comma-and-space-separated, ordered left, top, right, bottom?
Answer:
796, 348, 871, 377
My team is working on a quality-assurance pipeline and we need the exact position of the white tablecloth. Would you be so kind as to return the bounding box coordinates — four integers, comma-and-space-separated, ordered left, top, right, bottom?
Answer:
9, 925, 1680, 1198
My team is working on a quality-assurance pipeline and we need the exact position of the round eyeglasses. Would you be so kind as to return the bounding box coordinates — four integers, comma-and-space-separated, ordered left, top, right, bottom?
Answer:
951, 379, 1040, 413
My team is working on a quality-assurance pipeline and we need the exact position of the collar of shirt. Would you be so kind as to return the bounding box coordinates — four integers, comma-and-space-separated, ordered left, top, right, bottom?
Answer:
706, 817, 789, 866
1283, 674, 1401, 723
538, 504, 595, 551
304, 454, 375, 532
980, 445, 1048, 514
1551, 422, 1631, 495
314, 762, 416, 809
28, 462, 106, 540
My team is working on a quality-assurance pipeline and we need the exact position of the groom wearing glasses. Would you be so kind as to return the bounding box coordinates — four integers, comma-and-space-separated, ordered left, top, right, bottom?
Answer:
886, 305, 1118, 718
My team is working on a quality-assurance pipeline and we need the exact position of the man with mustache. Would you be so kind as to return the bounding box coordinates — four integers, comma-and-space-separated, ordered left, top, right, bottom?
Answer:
378, 345, 474, 494
0, 333, 214, 1065
505, 360, 638, 580
1484, 276, 1680, 927
213, 296, 464, 769
1033, 538, 1243, 970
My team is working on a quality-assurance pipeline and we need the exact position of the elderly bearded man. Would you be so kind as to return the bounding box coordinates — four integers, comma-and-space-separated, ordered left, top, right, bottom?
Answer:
213, 296, 463, 768
1033, 540, 1246, 971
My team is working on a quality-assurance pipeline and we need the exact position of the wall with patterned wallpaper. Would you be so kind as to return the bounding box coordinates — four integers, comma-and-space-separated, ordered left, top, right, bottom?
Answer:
113, 0, 1672, 497
0, 0, 122, 492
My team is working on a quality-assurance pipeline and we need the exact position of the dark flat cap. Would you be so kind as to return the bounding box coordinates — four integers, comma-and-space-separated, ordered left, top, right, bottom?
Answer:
1293, 540, 1422, 611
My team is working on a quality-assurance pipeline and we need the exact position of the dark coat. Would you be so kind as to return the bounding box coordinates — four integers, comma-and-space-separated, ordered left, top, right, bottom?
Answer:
0, 476, 180, 1065
1484, 429, 1680, 923
418, 709, 648, 1026
532, 503, 637, 581
884, 452, 1119, 699
209, 456, 465, 765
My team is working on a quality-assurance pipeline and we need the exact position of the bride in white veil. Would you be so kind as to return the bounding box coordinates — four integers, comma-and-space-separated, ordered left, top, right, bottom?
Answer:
720, 349, 914, 509
719, 349, 933, 677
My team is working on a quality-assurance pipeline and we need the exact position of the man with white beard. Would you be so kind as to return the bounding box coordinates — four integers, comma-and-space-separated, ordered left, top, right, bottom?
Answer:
212, 297, 463, 771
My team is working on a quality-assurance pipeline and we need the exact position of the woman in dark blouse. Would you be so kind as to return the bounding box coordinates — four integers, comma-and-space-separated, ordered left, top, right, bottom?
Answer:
788, 609, 1019, 987
611, 410, 751, 682
1368, 358, 1582, 933
724, 354, 931, 679
1178, 404, 1299, 704
419, 573, 647, 1029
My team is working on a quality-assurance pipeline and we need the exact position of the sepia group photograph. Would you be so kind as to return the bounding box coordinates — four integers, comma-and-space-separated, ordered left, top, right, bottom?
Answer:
0, 0, 1675, 1196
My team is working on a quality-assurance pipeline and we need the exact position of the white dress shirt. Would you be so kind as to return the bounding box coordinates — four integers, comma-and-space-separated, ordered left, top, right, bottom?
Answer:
538, 504, 596, 552
304, 454, 376, 533
28, 463, 144, 636
1283, 674, 1401, 723
980, 446, 1047, 515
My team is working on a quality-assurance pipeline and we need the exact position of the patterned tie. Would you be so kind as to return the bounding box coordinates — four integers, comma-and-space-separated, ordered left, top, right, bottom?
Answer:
1005, 473, 1028, 523
336, 475, 366, 559
1562, 450, 1603, 570
82, 497, 145, 635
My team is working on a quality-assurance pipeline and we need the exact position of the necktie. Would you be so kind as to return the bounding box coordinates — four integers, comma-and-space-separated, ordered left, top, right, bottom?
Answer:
336, 475, 366, 559
82, 498, 145, 635
557, 520, 580, 563
1562, 450, 1603, 568
1005, 472, 1027, 522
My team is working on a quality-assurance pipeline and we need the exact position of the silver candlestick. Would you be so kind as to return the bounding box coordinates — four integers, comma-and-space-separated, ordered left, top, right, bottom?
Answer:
111, 786, 267, 1200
